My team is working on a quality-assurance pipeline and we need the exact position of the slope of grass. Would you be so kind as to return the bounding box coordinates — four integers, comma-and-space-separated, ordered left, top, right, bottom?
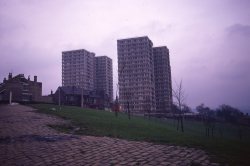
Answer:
31, 104, 250, 166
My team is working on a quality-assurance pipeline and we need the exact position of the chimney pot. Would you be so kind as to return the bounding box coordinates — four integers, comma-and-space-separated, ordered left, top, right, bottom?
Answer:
34, 76, 37, 82
8, 73, 12, 80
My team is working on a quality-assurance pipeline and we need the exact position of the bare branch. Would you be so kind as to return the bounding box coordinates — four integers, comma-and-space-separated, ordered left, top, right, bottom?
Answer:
172, 79, 187, 132
172, 79, 187, 110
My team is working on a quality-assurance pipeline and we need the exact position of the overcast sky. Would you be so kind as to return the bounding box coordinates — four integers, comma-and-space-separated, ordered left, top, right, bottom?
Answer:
0, 0, 249, 112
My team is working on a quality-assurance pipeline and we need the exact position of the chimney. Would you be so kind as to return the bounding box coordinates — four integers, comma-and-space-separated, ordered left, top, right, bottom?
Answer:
8, 73, 12, 80
28, 75, 30, 81
3, 78, 6, 83
34, 76, 37, 82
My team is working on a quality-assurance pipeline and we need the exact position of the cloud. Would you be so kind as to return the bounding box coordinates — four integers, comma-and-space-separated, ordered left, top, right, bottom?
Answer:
226, 24, 250, 38
184, 23, 250, 110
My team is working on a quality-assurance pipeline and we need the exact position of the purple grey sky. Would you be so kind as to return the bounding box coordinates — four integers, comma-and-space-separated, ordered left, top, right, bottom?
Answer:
0, 0, 249, 112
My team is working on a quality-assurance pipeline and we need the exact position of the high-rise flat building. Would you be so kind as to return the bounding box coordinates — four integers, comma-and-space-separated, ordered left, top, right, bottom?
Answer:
95, 56, 113, 102
62, 49, 113, 102
118, 36, 172, 115
118, 36, 156, 114
153, 46, 172, 113
62, 49, 95, 90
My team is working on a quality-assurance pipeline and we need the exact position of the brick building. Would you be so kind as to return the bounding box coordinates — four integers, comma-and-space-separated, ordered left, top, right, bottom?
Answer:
53, 86, 110, 110
0, 73, 42, 103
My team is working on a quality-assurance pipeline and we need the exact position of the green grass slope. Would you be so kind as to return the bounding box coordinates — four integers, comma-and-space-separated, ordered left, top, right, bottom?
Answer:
31, 104, 250, 166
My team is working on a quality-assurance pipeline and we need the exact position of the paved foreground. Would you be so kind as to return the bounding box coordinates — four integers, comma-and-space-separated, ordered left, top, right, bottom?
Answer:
0, 105, 219, 166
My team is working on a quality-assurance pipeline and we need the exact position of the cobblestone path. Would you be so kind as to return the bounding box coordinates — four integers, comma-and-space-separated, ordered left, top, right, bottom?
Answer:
0, 104, 219, 166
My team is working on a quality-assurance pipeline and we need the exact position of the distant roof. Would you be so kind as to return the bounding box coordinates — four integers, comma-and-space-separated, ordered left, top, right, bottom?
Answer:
2, 73, 40, 84
14, 74, 28, 82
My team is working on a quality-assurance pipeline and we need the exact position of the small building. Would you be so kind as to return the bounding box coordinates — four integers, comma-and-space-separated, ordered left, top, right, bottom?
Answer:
53, 86, 110, 110
0, 73, 42, 103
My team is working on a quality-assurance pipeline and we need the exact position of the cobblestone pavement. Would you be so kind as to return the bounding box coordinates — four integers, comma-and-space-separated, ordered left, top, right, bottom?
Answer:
0, 104, 219, 166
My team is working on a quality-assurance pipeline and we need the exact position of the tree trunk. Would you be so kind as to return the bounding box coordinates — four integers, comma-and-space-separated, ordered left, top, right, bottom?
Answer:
180, 116, 184, 132
211, 126, 214, 137
238, 126, 242, 140
177, 120, 179, 131
177, 116, 180, 131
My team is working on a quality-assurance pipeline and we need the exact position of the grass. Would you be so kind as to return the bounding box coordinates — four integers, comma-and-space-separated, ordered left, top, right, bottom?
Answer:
30, 104, 250, 166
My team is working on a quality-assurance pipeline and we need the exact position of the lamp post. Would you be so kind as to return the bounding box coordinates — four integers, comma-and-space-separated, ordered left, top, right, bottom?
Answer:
81, 88, 83, 108
9, 91, 12, 105
58, 87, 61, 110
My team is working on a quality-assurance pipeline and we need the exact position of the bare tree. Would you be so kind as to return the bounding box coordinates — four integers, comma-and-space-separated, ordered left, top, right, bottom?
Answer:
196, 104, 215, 137
172, 80, 186, 132
216, 104, 244, 140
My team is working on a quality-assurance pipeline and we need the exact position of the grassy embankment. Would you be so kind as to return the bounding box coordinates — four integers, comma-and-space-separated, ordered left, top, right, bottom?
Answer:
31, 104, 250, 166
